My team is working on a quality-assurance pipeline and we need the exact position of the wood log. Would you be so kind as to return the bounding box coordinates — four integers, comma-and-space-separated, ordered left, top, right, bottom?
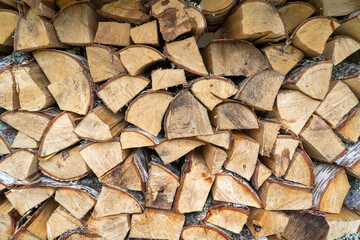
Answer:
313, 162, 350, 213
197, 128, 232, 150
23, 0, 57, 18
246, 208, 289, 239
87, 214, 130, 240
202, 143, 227, 175
0, 10, 19, 52
130, 20, 159, 46
0, 149, 38, 180
258, 177, 313, 210
251, 160, 272, 190
0, 195, 20, 239
0, 68, 19, 110
151, 69, 186, 90
199, 0, 235, 31
334, 103, 360, 142
174, 150, 215, 213
0, 0, 16, 9
94, 22, 131, 47
120, 126, 160, 149
212, 170, 262, 208
261, 44, 304, 75
309, 0, 360, 17
96, 75, 150, 113
59, 230, 104, 240
11, 131, 39, 149
181, 224, 231, 240
333, 12, 360, 41
282, 61, 333, 100
0, 135, 11, 156
278, 2, 316, 33
342, 71, 360, 99
291, 16, 340, 57
323, 36, 360, 66
335, 141, 360, 179
202, 39, 271, 77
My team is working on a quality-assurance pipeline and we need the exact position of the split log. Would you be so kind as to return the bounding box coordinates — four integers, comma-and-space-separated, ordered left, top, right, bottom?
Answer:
278, 2, 316, 33
130, 20, 159, 46
212, 170, 262, 208
129, 208, 185, 240
0, 195, 20, 239
0, 135, 11, 156
164, 36, 208, 76
94, 22, 131, 46
333, 12, 360, 41
0, 10, 19, 52
151, 69, 186, 90
87, 214, 130, 240
0, 0, 16, 9
120, 126, 160, 149
202, 39, 271, 77
202, 143, 227, 175
246, 208, 289, 239
342, 71, 360, 99
335, 103, 360, 142
199, 0, 235, 31
235, 70, 284, 111
335, 141, 360, 179
39, 146, 91, 181
23, 0, 57, 18
181, 225, 231, 240
275, 90, 320, 135
251, 160, 272, 190
308, 0, 360, 17
165, 90, 213, 139
11, 131, 39, 149
209, 101, 259, 130
96, 75, 150, 113
291, 16, 340, 57
197, 129, 232, 150
0, 149, 38, 180
261, 44, 304, 75
323, 36, 360, 66
313, 162, 350, 213
174, 150, 215, 213
282, 61, 333, 100
0, 68, 18, 110
59, 230, 104, 240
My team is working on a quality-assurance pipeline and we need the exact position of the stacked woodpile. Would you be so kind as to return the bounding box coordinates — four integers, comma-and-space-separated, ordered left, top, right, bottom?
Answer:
0, 0, 360, 239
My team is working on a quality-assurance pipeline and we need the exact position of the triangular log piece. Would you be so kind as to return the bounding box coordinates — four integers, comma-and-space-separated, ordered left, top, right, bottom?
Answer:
130, 20, 159, 46
212, 170, 262, 208
181, 225, 231, 240
0, 110, 52, 141
334, 103, 360, 142
151, 0, 206, 42
86, 45, 126, 83
39, 146, 91, 181
0, 68, 19, 110
335, 141, 360, 179
199, 0, 235, 31
312, 162, 350, 213
342, 71, 360, 99
0, 10, 19, 52
97, 0, 150, 24
145, 157, 180, 210
323, 36, 360, 66
22, 0, 57, 18
99, 149, 149, 192
54, 187, 96, 220
278, 2, 316, 33
153, 138, 205, 164
202, 39, 271, 77
333, 12, 360, 41
165, 90, 213, 139
0, 195, 21, 239
209, 101, 259, 130
165, 37, 208, 76
282, 61, 333, 100
223, 0, 286, 44
174, 150, 215, 214
261, 44, 304, 75
316, 80, 359, 127
0, 149, 38, 180
11, 131, 39, 149
0, 135, 11, 156
308, 0, 360, 17
116, 45, 165, 76
223, 133, 259, 181
96, 75, 150, 113
251, 159, 272, 190
87, 214, 130, 240
190, 76, 238, 111
262, 135, 300, 177
120, 126, 160, 149
202, 202, 250, 234
53, 2, 102, 45
291, 16, 340, 57
58, 230, 104, 240
275, 90, 320, 135
151, 69, 186, 90
258, 177, 313, 210
79, 141, 124, 178
283, 149, 315, 187
300, 115, 347, 163
14, 9, 65, 51
46, 206, 85, 240
202, 143, 227, 175
125, 91, 173, 136
197, 128, 232, 150
94, 22, 131, 47
5, 186, 55, 215
129, 208, 185, 240
74, 104, 125, 142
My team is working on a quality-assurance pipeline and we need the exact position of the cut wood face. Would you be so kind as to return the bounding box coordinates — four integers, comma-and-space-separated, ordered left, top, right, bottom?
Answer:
323, 36, 360, 66
130, 20, 159, 46
0, 149, 38, 180
325, 206, 360, 240
309, 0, 360, 17
251, 160, 272, 190
151, 69, 186, 90
202, 143, 227, 175
197, 129, 232, 150
278, 2, 316, 33
202, 39, 271, 77
94, 22, 131, 46
165, 37, 208, 76
335, 103, 360, 142
335, 141, 360, 179
333, 13, 360, 41
58, 230, 104, 240
181, 225, 231, 240
284, 149, 315, 187
0, 68, 19, 111
200, 0, 235, 31
129, 208, 185, 240
291, 16, 340, 57
0, 10, 19, 50
0, 135, 11, 156
87, 214, 130, 240
342, 72, 360, 99
0, 196, 20, 239
120, 127, 160, 149
22, 0, 57, 18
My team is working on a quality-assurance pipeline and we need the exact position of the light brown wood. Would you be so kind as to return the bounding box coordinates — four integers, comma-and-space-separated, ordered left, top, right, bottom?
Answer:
197, 129, 232, 150
279, 2, 316, 33
151, 69, 186, 90
202, 39, 271, 77
96, 75, 150, 113
199, 0, 235, 31
325, 206, 360, 240
23, 0, 57, 18
0, 149, 38, 180
87, 214, 130, 240
0, 0, 16, 8
94, 22, 131, 46
284, 149, 315, 187
130, 20, 159, 46
181, 225, 231, 240
251, 160, 272, 190
0, 135, 11, 156
334, 103, 360, 142
58, 230, 104, 240
333, 13, 360, 41
0, 195, 20, 239
129, 208, 185, 240
202, 143, 227, 175
335, 141, 360, 179
120, 127, 160, 149
323, 36, 360, 66
342, 72, 360, 99
309, 0, 360, 17
11, 131, 39, 149
0, 10, 19, 52
0, 68, 19, 110
174, 150, 215, 214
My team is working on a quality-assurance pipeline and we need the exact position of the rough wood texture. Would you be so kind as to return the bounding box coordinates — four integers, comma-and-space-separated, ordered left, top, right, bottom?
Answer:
0, 149, 38, 180
342, 72, 360, 99
59, 230, 104, 240
130, 20, 159, 46
0, 68, 19, 110
279, 2, 316, 32
120, 127, 160, 149
335, 103, 360, 142
0, 195, 20, 239
333, 13, 360, 41
202, 143, 227, 175
11, 131, 39, 149
94, 22, 131, 46
251, 160, 272, 190
151, 69, 186, 90
87, 214, 130, 240
323, 35, 360, 66
181, 225, 231, 240
0, 10, 19, 52
197, 129, 232, 150
199, 0, 235, 31
335, 141, 360, 179
309, 0, 360, 17
23, 0, 57, 18
325, 206, 360, 240
0, 135, 11, 155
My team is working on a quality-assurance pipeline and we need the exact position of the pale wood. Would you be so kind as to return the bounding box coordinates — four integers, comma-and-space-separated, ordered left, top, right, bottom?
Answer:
335, 141, 360, 179
335, 103, 360, 142
284, 149, 315, 187
94, 22, 131, 46
181, 225, 231, 240
279, 2, 316, 32
202, 39, 271, 77
251, 160, 272, 190
333, 13, 360, 41
323, 36, 360, 66
11, 131, 39, 149
0, 135, 11, 156
120, 127, 160, 149
87, 214, 130, 240
96, 75, 150, 113
130, 20, 159, 46
59, 230, 104, 240
202, 143, 227, 175
200, 0, 235, 31
151, 69, 186, 90
309, 0, 360, 17
23, 0, 57, 18
129, 208, 185, 240
325, 206, 360, 240
0, 68, 19, 110
342, 72, 360, 99
0, 149, 38, 180
197, 129, 232, 150
174, 150, 215, 214
0, 196, 20, 239
0, 10, 19, 52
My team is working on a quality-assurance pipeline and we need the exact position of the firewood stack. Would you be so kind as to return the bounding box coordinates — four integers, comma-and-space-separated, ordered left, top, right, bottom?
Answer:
0, 0, 360, 239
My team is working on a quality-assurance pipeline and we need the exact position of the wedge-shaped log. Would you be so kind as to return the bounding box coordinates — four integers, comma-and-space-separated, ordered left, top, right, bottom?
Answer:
335, 103, 360, 142
0, 196, 20, 239
284, 149, 315, 187
0, 149, 38, 180
313, 162, 350, 213
335, 141, 360, 179
278, 2, 316, 33
0, 135, 11, 156
199, 0, 235, 31
283, 61, 333, 100
165, 90, 213, 139
181, 225, 231, 240
323, 36, 360, 66
39, 146, 91, 181
0, 68, 18, 110
275, 90, 320, 135
58, 230, 103, 240
342, 71, 360, 99
174, 150, 215, 213
87, 214, 130, 240
120, 126, 160, 149
309, 0, 360, 17
0, 10, 19, 52
11, 132, 39, 149
197, 129, 232, 150
190, 77, 238, 111
212, 170, 262, 208
333, 12, 360, 41
209, 101, 259, 130
202, 39, 270, 77
130, 20, 159, 46
94, 22, 131, 46
96, 75, 150, 113
251, 160, 272, 190
151, 69, 186, 90
300, 115, 347, 163
325, 206, 360, 240
202, 144, 227, 175
291, 16, 340, 57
